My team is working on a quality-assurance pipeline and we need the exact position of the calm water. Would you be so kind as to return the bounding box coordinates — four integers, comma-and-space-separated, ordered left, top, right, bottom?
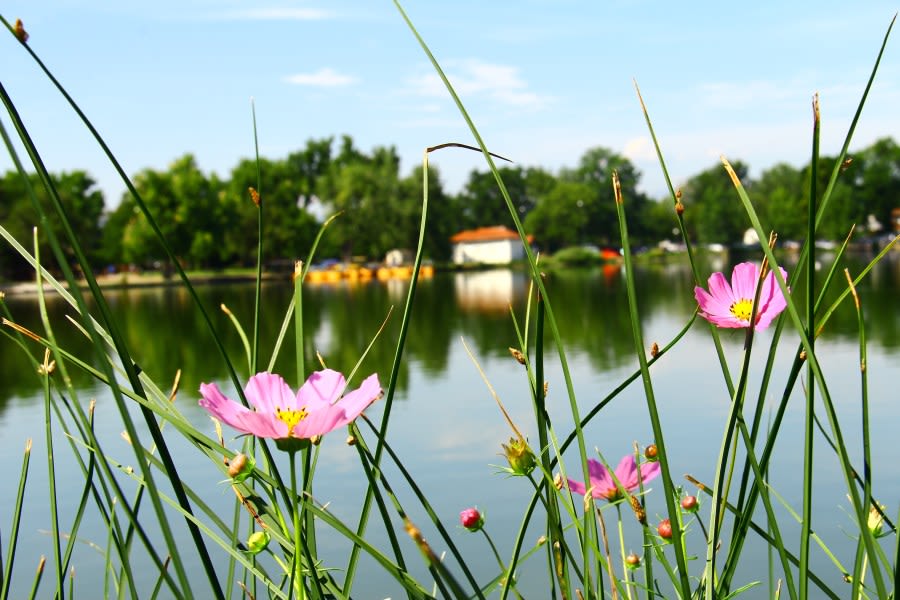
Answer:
1, 253, 899, 598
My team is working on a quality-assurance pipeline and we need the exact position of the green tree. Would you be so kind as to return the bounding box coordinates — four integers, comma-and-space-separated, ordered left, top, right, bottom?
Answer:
560, 146, 649, 244
455, 166, 537, 229
398, 164, 456, 261
524, 180, 594, 252
680, 160, 751, 244
0, 170, 105, 279
121, 154, 223, 268
753, 163, 806, 240
285, 137, 334, 208
221, 157, 318, 265
320, 144, 403, 260
850, 137, 900, 234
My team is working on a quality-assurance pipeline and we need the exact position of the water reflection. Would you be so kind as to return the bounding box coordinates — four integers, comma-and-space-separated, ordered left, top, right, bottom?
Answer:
454, 269, 525, 313
2, 253, 899, 408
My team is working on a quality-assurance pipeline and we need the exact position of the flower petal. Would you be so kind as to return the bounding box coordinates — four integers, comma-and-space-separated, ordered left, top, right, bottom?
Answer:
754, 267, 788, 330
586, 458, 613, 489
638, 460, 661, 486
566, 478, 587, 496
332, 373, 382, 427
297, 369, 346, 410
613, 455, 639, 489
292, 372, 381, 438
730, 262, 759, 301
707, 271, 736, 304
199, 382, 283, 438
245, 372, 296, 413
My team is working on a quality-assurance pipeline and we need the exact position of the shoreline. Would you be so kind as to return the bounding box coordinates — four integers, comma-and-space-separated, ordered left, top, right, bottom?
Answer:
0, 271, 287, 297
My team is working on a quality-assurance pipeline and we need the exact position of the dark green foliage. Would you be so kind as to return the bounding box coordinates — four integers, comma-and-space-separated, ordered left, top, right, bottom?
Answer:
3, 136, 900, 280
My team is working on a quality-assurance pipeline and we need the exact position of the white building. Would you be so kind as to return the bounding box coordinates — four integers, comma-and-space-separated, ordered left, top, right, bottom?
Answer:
450, 226, 529, 265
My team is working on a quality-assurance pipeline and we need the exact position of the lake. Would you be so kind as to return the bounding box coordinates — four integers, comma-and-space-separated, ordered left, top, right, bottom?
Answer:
1, 252, 898, 598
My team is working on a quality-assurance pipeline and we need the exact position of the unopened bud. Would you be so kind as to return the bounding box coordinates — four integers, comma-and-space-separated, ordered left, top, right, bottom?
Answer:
644, 444, 658, 462
14, 19, 29, 43
501, 437, 536, 476
868, 504, 887, 537
227, 453, 255, 483
245, 530, 270, 555
629, 495, 647, 525
681, 495, 699, 513
459, 507, 484, 532
536, 535, 547, 546
554, 472, 565, 490
650, 342, 659, 358
346, 434, 356, 446
625, 552, 641, 570
657, 518, 672, 540
249, 187, 261, 207
675, 201, 685, 216
508, 347, 526, 365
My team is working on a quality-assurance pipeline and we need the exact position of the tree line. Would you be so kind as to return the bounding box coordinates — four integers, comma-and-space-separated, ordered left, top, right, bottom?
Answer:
2, 134, 899, 280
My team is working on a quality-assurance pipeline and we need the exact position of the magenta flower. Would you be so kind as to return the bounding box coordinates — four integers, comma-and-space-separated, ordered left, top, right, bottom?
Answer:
567, 455, 661, 501
199, 370, 381, 446
694, 262, 788, 331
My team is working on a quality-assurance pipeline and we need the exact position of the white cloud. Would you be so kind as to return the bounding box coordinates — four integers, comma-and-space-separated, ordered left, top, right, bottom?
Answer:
408, 59, 552, 111
216, 7, 333, 20
622, 136, 656, 161
695, 80, 805, 110
283, 67, 357, 87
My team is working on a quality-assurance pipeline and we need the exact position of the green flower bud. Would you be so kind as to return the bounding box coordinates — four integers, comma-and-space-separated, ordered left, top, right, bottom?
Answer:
868, 504, 886, 537
501, 437, 536, 476
246, 531, 270, 555
227, 453, 255, 483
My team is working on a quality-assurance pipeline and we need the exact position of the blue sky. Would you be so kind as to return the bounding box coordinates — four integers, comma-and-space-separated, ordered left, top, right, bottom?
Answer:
2, 1, 899, 209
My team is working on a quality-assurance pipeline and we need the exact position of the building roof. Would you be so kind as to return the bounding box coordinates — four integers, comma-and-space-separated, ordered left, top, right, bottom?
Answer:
450, 226, 527, 243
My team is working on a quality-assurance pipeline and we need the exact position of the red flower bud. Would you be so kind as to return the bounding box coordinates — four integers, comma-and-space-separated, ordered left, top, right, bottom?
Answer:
625, 552, 641, 570
459, 507, 484, 532
657, 518, 673, 540
681, 495, 698, 513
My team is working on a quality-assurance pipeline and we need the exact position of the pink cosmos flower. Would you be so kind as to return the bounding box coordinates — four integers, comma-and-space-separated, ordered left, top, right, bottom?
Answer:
199, 370, 381, 442
567, 455, 661, 501
694, 262, 788, 331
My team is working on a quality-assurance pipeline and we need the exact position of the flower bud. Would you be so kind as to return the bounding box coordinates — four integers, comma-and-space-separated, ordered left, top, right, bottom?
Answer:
644, 444, 658, 462
868, 504, 886, 537
681, 495, 699, 513
625, 552, 641, 570
657, 518, 672, 540
227, 453, 255, 483
501, 437, 536, 476
629, 495, 647, 525
459, 507, 484, 532
245, 530, 270, 555
14, 19, 29, 43
508, 347, 527, 365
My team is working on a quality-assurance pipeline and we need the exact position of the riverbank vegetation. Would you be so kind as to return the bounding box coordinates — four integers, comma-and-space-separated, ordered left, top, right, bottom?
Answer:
2, 134, 900, 280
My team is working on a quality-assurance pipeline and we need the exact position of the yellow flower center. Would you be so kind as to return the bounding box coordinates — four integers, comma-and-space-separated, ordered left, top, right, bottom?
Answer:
275, 408, 308, 436
730, 299, 753, 322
